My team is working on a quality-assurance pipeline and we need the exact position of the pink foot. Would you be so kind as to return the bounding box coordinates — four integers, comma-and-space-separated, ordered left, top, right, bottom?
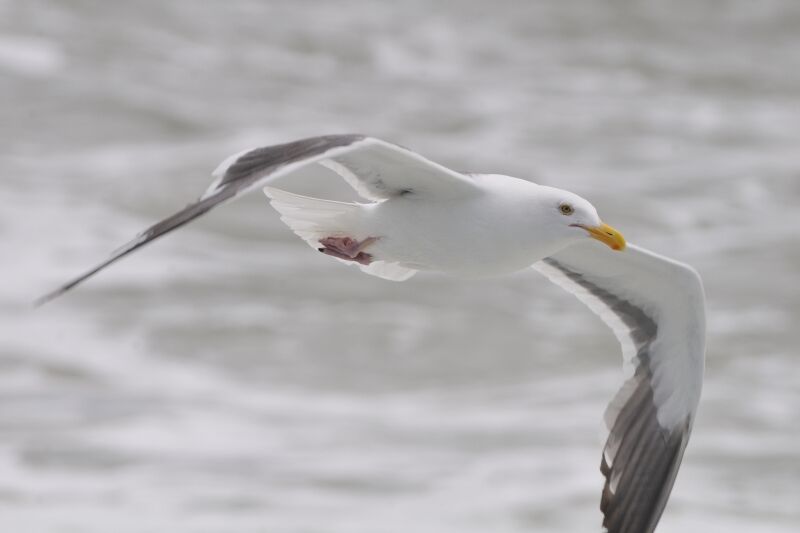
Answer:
318, 236, 378, 266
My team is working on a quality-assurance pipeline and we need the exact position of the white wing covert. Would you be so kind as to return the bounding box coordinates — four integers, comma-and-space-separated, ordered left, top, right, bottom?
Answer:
534, 242, 706, 533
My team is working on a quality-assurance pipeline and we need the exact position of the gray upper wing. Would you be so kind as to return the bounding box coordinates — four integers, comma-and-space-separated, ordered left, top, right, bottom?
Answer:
542, 258, 692, 533
534, 243, 705, 533
35, 134, 369, 305
205, 134, 366, 197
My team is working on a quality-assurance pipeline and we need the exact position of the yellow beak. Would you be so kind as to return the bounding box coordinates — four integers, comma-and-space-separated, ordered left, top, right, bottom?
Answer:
576, 222, 626, 251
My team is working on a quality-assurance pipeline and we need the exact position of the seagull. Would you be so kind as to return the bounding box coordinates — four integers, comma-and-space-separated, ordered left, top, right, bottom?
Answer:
37, 134, 706, 533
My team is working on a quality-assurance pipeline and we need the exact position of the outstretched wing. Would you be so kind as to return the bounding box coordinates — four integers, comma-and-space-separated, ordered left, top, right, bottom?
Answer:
36, 134, 480, 304
534, 242, 706, 533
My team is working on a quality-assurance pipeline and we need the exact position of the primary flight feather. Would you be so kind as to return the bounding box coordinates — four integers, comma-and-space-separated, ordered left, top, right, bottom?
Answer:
37, 134, 706, 533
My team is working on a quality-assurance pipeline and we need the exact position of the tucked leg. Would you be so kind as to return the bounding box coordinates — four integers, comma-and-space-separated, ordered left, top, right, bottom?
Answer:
318, 236, 378, 265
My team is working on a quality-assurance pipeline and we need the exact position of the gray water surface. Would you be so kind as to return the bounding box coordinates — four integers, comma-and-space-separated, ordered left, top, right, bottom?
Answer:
2, 1, 799, 532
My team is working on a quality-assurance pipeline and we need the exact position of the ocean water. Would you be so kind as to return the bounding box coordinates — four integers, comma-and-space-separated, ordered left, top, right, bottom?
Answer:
2, 1, 799, 532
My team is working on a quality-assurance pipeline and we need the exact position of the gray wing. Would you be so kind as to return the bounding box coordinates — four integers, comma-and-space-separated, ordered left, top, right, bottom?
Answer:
36, 134, 478, 305
534, 242, 706, 533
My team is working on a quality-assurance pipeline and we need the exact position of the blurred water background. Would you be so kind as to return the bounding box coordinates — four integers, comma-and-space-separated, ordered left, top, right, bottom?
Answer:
2, 1, 799, 532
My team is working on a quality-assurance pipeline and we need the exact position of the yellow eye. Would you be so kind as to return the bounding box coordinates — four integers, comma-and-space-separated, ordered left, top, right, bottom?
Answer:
559, 204, 574, 215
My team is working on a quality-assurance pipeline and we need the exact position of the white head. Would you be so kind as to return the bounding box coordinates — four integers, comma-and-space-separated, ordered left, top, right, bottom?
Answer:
536, 185, 626, 251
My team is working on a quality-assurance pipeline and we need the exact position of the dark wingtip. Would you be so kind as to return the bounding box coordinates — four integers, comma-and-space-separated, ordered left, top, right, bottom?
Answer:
32, 292, 54, 308
33, 277, 85, 307
30, 191, 230, 308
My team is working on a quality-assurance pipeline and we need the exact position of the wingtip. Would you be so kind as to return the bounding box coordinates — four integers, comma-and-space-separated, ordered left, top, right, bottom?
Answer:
32, 292, 54, 308
32, 267, 103, 308
32, 285, 69, 308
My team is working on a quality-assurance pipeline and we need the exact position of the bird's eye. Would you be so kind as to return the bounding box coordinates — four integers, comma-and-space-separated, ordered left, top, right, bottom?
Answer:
559, 204, 574, 215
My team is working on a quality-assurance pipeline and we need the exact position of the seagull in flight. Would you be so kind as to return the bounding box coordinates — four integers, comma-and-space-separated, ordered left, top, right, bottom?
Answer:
37, 134, 706, 533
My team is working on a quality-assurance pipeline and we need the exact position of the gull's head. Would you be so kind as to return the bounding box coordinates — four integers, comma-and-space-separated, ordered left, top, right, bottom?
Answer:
539, 186, 626, 251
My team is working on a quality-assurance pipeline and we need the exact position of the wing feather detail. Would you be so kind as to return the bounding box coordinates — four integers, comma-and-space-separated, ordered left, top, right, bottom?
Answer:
37, 134, 478, 304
